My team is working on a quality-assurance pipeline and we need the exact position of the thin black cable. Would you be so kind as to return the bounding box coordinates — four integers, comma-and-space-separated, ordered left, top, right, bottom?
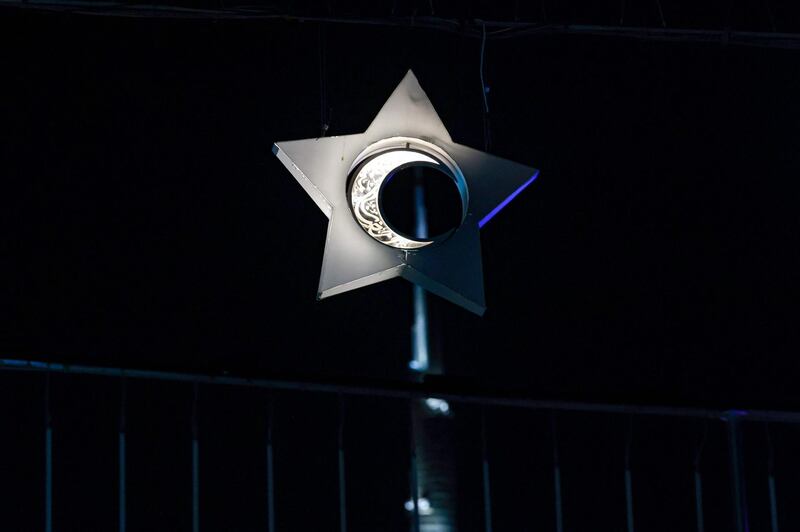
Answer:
479, 21, 491, 151
655, 0, 666, 28
318, 24, 329, 137
479, 21, 489, 114
764, 0, 777, 32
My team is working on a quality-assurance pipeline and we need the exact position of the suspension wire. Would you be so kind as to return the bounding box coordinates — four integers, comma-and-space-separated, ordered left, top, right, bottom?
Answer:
654, 0, 666, 28
764, 0, 777, 32
479, 21, 491, 152
479, 21, 490, 114
318, 23, 330, 137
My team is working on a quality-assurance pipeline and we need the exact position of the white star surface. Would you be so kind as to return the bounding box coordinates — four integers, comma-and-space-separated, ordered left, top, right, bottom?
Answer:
273, 70, 538, 315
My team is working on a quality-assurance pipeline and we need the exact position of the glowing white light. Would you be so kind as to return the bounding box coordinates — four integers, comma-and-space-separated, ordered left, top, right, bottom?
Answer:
424, 398, 450, 414
349, 150, 438, 250
404, 497, 434, 515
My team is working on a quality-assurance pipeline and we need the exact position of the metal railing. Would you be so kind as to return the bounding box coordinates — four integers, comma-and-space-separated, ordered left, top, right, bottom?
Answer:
1, 357, 793, 532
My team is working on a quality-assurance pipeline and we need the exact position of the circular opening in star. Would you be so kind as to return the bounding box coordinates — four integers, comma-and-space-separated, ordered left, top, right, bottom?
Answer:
347, 144, 467, 250
379, 164, 463, 241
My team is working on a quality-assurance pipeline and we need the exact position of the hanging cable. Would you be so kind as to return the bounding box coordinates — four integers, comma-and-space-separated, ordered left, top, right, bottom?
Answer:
318, 24, 330, 137
655, 0, 666, 28
479, 21, 491, 151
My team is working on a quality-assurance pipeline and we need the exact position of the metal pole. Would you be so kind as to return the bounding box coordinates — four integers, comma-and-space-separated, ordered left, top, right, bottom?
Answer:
45, 373, 52, 532
338, 395, 347, 532
267, 399, 275, 532
481, 408, 493, 532
726, 411, 749, 532
694, 470, 705, 532
409, 401, 421, 532
192, 383, 200, 532
119, 379, 127, 532
551, 413, 564, 532
768, 474, 779, 532
410, 173, 429, 374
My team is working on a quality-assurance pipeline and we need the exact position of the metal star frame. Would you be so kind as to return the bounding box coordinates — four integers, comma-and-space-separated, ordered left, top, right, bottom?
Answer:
273, 70, 539, 315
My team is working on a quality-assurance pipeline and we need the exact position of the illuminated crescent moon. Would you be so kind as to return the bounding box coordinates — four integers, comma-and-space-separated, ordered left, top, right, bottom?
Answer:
349, 150, 439, 250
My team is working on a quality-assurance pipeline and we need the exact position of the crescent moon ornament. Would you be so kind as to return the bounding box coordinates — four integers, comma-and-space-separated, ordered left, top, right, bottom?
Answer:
349, 150, 437, 250
273, 70, 539, 315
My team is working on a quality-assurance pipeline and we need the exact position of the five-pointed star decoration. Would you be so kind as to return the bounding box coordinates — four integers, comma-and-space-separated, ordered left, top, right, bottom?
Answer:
273, 70, 539, 315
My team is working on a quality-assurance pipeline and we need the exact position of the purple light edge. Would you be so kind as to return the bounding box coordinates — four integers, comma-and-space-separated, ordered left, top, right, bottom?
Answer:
478, 169, 540, 228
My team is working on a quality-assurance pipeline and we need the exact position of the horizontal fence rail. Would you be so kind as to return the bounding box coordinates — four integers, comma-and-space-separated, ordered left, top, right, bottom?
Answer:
2, 357, 800, 423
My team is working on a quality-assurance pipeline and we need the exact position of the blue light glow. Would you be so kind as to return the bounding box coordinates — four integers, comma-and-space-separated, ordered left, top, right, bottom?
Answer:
477, 169, 540, 228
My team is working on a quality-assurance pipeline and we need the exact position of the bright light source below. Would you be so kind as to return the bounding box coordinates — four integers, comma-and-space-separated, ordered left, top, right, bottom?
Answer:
425, 398, 450, 414
404, 497, 433, 515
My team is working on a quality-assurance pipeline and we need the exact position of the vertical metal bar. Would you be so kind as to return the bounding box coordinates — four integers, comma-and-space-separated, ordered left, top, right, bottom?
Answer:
410, 173, 429, 374
481, 408, 493, 532
768, 474, 779, 532
45, 373, 52, 532
409, 401, 421, 532
625, 469, 635, 532
551, 413, 564, 532
694, 421, 707, 532
694, 470, 705, 532
267, 398, 275, 532
338, 395, 347, 532
119, 379, 127, 532
766, 423, 779, 532
192, 383, 200, 532
625, 418, 635, 532
726, 411, 749, 532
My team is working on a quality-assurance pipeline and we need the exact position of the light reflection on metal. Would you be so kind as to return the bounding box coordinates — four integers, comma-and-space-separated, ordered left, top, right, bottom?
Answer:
273, 70, 538, 315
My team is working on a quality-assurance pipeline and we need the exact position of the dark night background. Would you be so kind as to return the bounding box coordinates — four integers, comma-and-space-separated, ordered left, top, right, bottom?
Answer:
1, 1, 800, 530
